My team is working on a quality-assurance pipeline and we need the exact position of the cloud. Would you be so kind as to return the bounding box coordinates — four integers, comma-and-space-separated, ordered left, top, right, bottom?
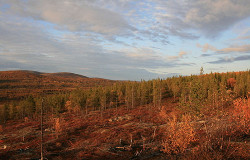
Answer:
232, 35, 250, 41
3, 0, 249, 41
201, 53, 211, 57
1, 0, 172, 46
138, 29, 170, 45
0, 0, 249, 80
0, 15, 106, 72
122, 47, 164, 61
197, 43, 250, 54
154, 0, 250, 38
218, 44, 250, 53
208, 55, 250, 64
0, 16, 64, 60
168, 51, 188, 60
197, 43, 217, 52
2, 0, 135, 37
0, 13, 190, 80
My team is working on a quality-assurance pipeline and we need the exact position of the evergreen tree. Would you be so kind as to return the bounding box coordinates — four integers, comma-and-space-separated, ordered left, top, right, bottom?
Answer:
9, 103, 18, 120
200, 67, 204, 75
20, 96, 36, 118
3, 104, 10, 123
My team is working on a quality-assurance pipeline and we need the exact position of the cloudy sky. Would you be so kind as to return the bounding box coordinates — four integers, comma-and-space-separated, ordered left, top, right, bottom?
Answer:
0, 0, 250, 80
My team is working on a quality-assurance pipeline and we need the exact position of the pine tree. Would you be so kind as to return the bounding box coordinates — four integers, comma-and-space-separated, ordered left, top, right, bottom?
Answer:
171, 79, 180, 101
200, 67, 204, 75
9, 103, 18, 120
26, 96, 36, 117
3, 104, 10, 123
19, 96, 36, 118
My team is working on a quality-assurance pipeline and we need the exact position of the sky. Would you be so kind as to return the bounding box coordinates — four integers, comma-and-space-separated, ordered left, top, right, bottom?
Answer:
0, 0, 250, 80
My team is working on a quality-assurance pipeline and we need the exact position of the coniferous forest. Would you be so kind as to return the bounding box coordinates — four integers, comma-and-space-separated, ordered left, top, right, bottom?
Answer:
0, 70, 249, 159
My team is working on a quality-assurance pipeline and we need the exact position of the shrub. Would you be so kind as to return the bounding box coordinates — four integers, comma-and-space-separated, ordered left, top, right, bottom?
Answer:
161, 114, 197, 154
230, 98, 250, 135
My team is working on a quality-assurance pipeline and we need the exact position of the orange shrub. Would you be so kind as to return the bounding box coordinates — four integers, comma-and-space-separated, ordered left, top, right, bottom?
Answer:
54, 117, 65, 138
161, 114, 197, 154
227, 78, 236, 89
231, 98, 250, 135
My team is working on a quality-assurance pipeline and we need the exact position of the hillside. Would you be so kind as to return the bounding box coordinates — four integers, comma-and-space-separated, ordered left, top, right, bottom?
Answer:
0, 70, 116, 103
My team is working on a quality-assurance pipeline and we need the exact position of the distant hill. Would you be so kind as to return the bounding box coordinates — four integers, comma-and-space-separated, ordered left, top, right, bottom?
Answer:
0, 70, 116, 102
0, 70, 89, 79
42, 72, 88, 79
0, 70, 43, 80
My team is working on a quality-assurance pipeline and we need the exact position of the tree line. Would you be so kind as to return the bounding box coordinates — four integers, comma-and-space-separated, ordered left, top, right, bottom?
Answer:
1, 70, 249, 123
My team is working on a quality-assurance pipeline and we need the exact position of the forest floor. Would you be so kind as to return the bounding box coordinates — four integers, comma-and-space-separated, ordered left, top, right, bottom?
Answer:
0, 98, 249, 160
